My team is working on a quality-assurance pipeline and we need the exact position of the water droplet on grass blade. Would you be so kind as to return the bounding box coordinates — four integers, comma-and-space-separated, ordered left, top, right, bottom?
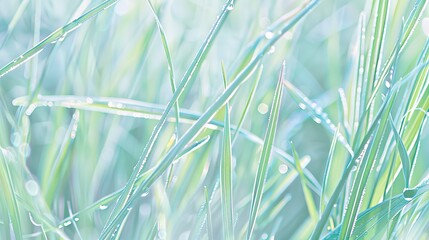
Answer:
74, 217, 79, 222
298, 103, 306, 110
385, 81, 391, 88
278, 164, 288, 174
99, 205, 108, 210
25, 180, 39, 196
226, 3, 234, 10
63, 221, 71, 227
265, 31, 274, 39
403, 188, 417, 201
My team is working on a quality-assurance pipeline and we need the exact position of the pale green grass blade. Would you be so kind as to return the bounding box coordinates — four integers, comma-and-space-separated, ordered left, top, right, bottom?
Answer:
204, 186, 214, 240
323, 181, 429, 239
232, 65, 262, 144
291, 143, 318, 222
320, 125, 340, 214
220, 64, 234, 240
0, 0, 119, 78
246, 63, 284, 240
41, 111, 80, 204
147, 0, 180, 137
0, 149, 23, 240
389, 115, 411, 188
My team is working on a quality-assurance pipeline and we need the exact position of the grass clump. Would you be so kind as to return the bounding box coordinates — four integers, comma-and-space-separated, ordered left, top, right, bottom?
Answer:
1, 0, 429, 239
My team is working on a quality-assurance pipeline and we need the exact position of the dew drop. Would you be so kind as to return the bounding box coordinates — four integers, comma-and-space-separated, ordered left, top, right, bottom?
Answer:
25, 104, 37, 115
11, 132, 22, 147
268, 46, 276, 54
403, 188, 417, 201
99, 205, 108, 210
385, 81, 391, 88
141, 191, 149, 197
278, 164, 288, 174
158, 230, 166, 239
261, 233, 268, 239
226, 3, 234, 10
74, 217, 79, 222
298, 103, 306, 110
25, 180, 39, 196
63, 221, 71, 227
312, 116, 322, 124
47, 101, 54, 107
351, 166, 358, 172
85, 97, 94, 104
264, 31, 274, 40
58, 224, 63, 229
257, 103, 269, 114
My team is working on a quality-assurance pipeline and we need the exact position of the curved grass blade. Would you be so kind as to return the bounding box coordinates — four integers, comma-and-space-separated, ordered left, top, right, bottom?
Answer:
12, 94, 321, 192
246, 63, 284, 240
220, 64, 234, 240
389, 115, 411, 188
147, 0, 180, 137
0, 0, 119, 79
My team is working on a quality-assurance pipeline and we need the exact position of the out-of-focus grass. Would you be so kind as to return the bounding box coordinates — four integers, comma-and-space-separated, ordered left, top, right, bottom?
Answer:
1, 0, 429, 239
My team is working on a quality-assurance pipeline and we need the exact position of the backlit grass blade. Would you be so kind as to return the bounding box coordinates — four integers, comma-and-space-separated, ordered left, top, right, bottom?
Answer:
0, 0, 119, 79
220, 64, 234, 240
389, 115, 411, 188
291, 143, 318, 222
0, 0, 30, 48
246, 63, 284, 240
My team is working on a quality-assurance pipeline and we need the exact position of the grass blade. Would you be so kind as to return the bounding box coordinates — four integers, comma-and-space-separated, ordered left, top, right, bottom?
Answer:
246, 62, 284, 240
389, 115, 411, 188
291, 143, 318, 222
220, 64, 234, 240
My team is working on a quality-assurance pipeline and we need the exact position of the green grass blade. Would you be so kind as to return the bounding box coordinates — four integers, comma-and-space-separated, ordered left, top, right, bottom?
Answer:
389, 115, 411, 188
0, 0, 119, 79
246, 63, 284, 240
220, 64, 234, 240
291, 143, 318, 222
